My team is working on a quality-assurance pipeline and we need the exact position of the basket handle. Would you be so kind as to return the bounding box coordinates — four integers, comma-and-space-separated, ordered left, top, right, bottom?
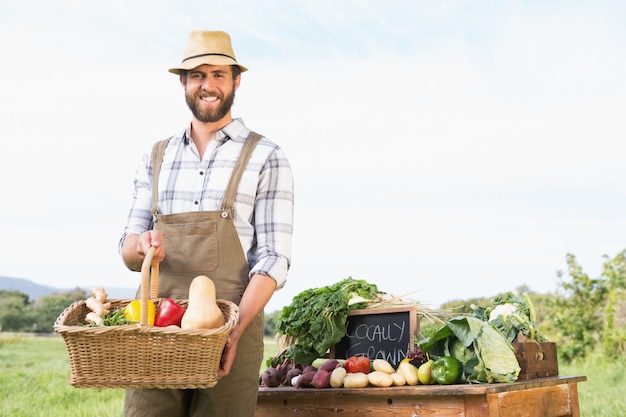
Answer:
140, 246, 160, 326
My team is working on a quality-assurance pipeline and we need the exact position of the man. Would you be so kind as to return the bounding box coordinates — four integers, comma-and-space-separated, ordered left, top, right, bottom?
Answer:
119, 30, 294, 417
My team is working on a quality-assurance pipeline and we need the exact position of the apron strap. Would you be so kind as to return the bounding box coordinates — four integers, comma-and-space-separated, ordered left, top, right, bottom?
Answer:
149, 131, 264, 218
150, 137, 171, 217
220, 132, 263, 214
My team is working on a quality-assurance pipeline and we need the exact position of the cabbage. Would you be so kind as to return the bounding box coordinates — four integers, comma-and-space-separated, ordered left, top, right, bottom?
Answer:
418, 317, 520, 383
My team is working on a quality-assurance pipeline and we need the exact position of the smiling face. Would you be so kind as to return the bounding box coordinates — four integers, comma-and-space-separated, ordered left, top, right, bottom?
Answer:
182, 64, 239, 124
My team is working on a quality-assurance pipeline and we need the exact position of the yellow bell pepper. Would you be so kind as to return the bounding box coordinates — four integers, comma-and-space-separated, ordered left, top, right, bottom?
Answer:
124, 300, 156, 325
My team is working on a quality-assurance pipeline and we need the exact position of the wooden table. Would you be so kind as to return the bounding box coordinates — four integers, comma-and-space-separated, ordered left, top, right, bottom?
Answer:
256, 375, 586, 417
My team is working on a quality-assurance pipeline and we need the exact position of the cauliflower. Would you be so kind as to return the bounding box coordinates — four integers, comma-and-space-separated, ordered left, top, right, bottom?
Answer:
472, 292, 545, 343
488, 303, 517, 322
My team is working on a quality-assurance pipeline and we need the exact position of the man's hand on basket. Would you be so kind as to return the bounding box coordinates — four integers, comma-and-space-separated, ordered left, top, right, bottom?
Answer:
121, 230, 166, 271
138, 230, 165, 264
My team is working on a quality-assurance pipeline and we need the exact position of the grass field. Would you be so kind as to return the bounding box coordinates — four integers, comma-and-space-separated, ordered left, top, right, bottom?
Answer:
1, 334, 624, 416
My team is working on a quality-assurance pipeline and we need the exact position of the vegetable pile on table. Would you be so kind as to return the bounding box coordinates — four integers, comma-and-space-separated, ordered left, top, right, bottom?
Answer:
265, 279, 546, 387
264, 276, 465, 388
261, 355, 439, 388
261, 349, 480, 388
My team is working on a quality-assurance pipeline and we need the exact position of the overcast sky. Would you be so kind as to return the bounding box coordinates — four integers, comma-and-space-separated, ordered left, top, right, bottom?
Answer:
1, 1, 625, 312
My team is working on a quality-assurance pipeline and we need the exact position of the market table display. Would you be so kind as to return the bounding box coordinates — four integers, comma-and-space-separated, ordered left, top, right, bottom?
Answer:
256, 375, 586, 417
264, 279, 584, 416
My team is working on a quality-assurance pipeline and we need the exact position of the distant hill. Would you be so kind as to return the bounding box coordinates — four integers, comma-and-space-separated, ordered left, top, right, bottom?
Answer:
0, 276, 136, 300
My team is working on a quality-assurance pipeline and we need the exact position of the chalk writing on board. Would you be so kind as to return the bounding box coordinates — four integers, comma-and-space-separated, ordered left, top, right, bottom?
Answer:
332, 307, 417, 368
342, 320, 408, 364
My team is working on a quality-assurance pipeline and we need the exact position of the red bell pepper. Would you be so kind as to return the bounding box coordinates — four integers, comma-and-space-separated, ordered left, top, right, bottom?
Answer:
154, 298, 186, 327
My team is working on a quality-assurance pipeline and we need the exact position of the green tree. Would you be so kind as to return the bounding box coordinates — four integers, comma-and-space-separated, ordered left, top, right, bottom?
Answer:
0, 290, 33, 332
264, 310, 281, 337
440, 296, 493, 315
600, 251, 626, 358
32, 288, 86, 332
551, 253, 607, 363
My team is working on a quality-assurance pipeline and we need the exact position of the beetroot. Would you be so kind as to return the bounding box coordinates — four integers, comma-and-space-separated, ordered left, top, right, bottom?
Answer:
318, 359, 341, 373
284, 368, 302, 386
261, 367, 283, 387
302, 365, 317, 374
295, 370, 317, 388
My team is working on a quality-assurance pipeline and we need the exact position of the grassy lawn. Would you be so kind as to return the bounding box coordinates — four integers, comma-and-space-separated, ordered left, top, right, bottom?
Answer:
559, 352, 626, 417
0, 334, 124, 417
1, 334, 624, 416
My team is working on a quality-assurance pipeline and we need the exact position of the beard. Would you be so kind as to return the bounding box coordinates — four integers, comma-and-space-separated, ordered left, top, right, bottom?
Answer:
185, 87, 235, 123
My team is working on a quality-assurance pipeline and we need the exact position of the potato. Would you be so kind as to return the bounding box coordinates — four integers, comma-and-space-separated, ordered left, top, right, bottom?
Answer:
330, 366, 347, 388
390, 372, 407, 386
368, 371, 394, 387
397, 362, 419, 386
311, 369, 331, 389
372, 359, 395, 374
343, 372, 370, 388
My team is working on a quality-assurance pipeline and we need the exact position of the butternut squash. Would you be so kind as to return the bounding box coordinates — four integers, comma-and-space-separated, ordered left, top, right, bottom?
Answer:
180, 275, 225, 329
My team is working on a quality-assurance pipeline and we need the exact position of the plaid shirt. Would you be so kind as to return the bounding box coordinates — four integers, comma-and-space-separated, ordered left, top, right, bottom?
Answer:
119, 118, 293, 289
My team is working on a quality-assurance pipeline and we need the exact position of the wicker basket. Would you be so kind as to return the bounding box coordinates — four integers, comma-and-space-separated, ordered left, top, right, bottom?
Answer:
54, 248, 239, 389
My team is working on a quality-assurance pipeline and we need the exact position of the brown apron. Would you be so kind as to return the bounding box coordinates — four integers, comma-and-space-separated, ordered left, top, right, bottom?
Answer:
149, 132, 262, 303
125, 132, 265, 417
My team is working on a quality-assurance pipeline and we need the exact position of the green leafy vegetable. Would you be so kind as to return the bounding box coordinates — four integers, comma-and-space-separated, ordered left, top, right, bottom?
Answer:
471, 292, 545, 343
276, 277, 382, 365
418, 316, 521, 383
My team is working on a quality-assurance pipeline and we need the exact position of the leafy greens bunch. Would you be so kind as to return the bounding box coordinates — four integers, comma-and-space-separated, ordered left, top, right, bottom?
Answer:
276, 277, 382, 365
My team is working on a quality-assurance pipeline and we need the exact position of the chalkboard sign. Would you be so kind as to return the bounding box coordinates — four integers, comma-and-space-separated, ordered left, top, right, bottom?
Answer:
330, 306, 418, 369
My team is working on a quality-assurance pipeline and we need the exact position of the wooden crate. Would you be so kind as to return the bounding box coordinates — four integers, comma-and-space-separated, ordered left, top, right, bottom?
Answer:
513, 341, 559, 380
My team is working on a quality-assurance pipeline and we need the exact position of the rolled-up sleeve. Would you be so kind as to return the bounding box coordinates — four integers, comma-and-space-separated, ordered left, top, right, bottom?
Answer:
118, 152, 154, 254
249, 147, 294, 290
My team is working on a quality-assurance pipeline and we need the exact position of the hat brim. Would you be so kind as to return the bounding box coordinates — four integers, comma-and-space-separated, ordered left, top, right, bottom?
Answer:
168, 55, 248, 74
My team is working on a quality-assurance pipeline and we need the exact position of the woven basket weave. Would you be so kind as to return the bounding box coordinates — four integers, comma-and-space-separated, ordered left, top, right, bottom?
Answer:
54, 248, 239, 389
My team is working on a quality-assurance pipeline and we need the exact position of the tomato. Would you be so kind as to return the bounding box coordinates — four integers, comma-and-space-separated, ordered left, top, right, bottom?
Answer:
154, 298, 186, 327
344, 356, 371, 374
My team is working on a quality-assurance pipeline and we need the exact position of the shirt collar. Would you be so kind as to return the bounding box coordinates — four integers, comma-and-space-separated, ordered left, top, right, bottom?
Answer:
182, 118, 247, 145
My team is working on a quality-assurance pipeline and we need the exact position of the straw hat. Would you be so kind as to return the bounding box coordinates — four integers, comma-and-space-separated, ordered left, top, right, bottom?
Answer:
168, 30, 248, 74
